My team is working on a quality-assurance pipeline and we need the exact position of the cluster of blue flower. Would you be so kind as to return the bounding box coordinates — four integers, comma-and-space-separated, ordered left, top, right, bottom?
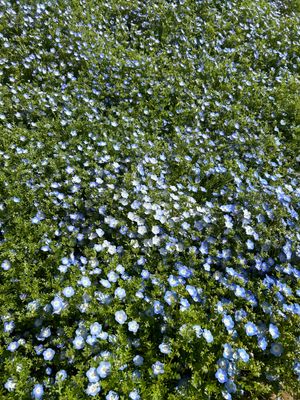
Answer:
1, 0, 300, 398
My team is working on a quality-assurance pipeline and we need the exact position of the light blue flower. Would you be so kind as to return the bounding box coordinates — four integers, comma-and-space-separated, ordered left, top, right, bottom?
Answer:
159, 342, 171, 354
114, 287, 126, 299
152, 361, 164, 375
258, 336, 268, 351
62, 286, 75, 297
55, 370, 67, 382
215, 368, 228, 383
222, 315, 235, 330
223, 344, 233, 360
106, 390, 119, 400
114, 310, 127, 324
270, 343, 283, 357
7, 341, 19, 352
97, 361, 111, 378
245, 321, 258, 336
86, 367, 99, 383
133, 355, 144, 366
269, 323, 280, 339
1, 260, 11, 271
128, 321, 139, 333
225, 380, 237, 393
73, 335, 85, 350
90, 322, 102, 337
129, 389, 140, 400
4, 378, 16, 392
238, 348, 249, 363
86, 382, 101, 396
32, 384, 44, 399
42, 348, 55, 361
51, 296, 64, 314
203, 329, 214, 343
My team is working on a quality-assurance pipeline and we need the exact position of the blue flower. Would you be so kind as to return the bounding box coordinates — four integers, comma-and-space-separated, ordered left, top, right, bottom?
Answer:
203, 329, 214, 343
133, 355, 144, 366
215, 368, 228, 383
128, 320, 139, 333
270, 343, 283, 357
106, 390, 119, 400
42, 348, 55, 361
114, 310, 127, 324
222, 315, 235, 330
238, 348, 249, 363
4, 378, 16, 392
7, 341, 19, 352
86, 382, 101, 396
258, 336, 268, 351
225, 380, 237, 393
97, 361, 111, 378
245, 321, 258, 336
90, 322, 102, 337
86, 367, 99, 383
129, 389, 140, 400
223, 344, 233, 360
159, 342, 171, 354
32, 384, 44, 399
152, 361, 165, 375
1, 260, 11, 271
73, 335, 85, 350
51, 296, 64, 314
55, 370, 67, 382
269, 323, 280, 339
62, 286, 75, 297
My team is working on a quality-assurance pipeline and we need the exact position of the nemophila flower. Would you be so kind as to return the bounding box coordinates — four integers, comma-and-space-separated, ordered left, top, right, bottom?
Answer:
4, 321, 15, 333
97, 361, 111, 378
86, 382, 101, 397
129, 389, 140, 400
106, 390, 119, 400
73, 335, 85, 350
42, 348, 55, 361
133, 355, 144, 366
223, 344, 233, 359
86, 367, 100, 383
193, 325, 203, 338
62, 286, 75, 297
222, 315, 235, 330
225, 380, 237, 394
153, 300, 164, 314
159, 342, 171, 354
114, 287, 126, 299
90, 322, 102, 337
258, 336, 268, 350
269, 323, 280, 339
245, 321, 258, 336
115, 310, 127, 324
78, 276, 91, 287
203, 329, 214, 343
55, 370, 67, 382
215, 368, 228, 383
270, 343, 284, 357
238, 348, 250, 363
1, 260, 11, 270
4, 378, 16, 392
51, 296, 64, 314
7, 341, 19, 352
152, 361, 165, 375
32, 384, 44, 399
128, 320, 139, 333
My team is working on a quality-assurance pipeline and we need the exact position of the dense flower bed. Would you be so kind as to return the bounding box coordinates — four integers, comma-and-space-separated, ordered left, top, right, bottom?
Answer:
0, 0, 300, 399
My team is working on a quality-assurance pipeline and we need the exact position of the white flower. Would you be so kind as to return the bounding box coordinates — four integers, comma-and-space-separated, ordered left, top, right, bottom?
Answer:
128, 321, 139, 333
115, 310, 127, 324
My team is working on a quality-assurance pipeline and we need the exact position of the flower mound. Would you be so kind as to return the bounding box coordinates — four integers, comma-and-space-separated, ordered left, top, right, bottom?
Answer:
0, 0, 300, 399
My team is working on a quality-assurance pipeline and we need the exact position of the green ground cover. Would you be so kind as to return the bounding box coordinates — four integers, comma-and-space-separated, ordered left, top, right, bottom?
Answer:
0, 0, 300, 399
